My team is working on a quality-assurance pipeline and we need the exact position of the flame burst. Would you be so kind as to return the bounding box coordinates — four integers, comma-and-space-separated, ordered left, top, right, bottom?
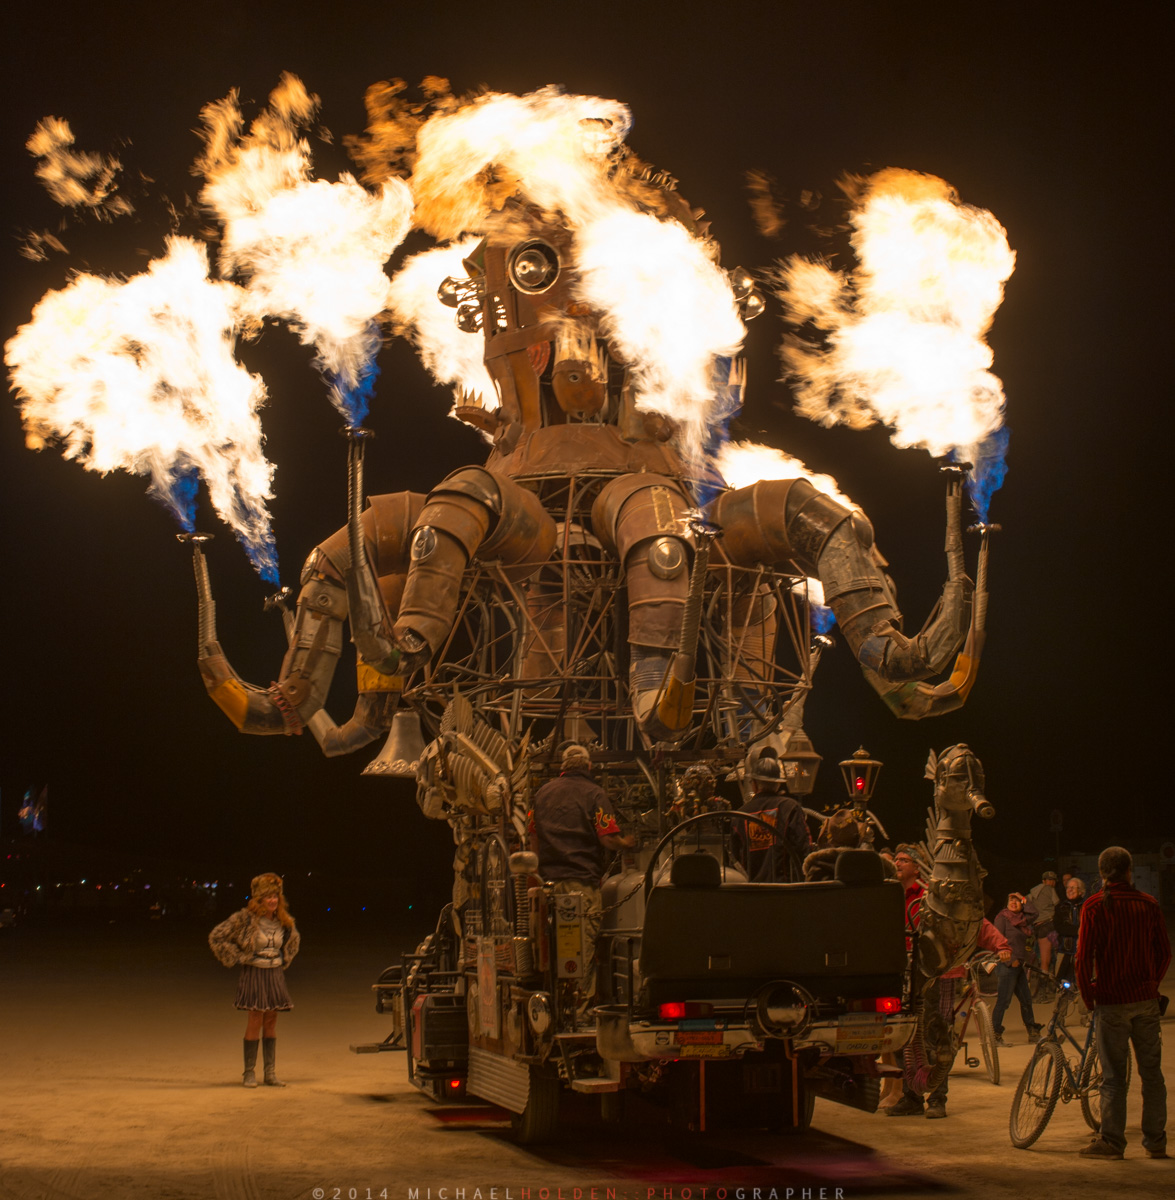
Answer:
717, 439, 856, 510
198, 74, 414, 426
386, 237, 497, 414
776, 168, 1014, 484
392, 87, 744, 462
6, 238, 278, 581
26, 117, 133, 218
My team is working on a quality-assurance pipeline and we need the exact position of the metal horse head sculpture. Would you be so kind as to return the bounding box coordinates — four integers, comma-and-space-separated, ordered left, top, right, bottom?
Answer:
901, 743, 994, 1095
915, 743, 993, 979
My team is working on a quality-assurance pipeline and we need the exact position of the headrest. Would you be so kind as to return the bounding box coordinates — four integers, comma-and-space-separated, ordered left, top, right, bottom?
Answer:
670, 852, 722, 888
833, 848, 885, 886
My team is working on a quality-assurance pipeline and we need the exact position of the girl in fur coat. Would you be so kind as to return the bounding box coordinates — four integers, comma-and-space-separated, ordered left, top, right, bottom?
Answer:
209, 873, 300, 1087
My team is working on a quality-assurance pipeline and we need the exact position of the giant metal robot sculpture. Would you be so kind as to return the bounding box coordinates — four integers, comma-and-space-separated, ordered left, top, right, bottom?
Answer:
184, 172, 995, 911
903, 743, 993, 1093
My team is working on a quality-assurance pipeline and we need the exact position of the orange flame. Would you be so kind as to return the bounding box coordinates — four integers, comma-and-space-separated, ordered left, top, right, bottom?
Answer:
26, 117, 132, 218
6, 238, 277, 576
717, 440, 856, 510
197, 74, 413, 419
387, 237, 497, 415
403, 88, 744, 464
776, 168, 1015, 459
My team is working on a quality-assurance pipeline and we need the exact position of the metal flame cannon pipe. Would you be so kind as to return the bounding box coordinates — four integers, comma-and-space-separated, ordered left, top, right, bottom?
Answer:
342, 428, 403, 677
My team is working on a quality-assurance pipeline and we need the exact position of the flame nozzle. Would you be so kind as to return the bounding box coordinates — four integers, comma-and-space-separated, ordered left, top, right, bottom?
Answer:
177, 532, 214, 546
264, 587, 293, 612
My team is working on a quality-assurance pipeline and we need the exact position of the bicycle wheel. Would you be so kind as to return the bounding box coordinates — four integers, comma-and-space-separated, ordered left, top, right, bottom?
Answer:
1080, 1043, 1132, 1132
1010, 1041, 1064, 1148
975, 999, 1000, 1085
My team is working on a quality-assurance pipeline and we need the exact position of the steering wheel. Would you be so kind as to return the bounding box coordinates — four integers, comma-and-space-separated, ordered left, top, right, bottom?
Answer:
642, 810, 784, 898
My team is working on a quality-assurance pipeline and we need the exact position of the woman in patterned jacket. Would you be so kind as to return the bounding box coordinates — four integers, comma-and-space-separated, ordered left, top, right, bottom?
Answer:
209, 873, 300, 1087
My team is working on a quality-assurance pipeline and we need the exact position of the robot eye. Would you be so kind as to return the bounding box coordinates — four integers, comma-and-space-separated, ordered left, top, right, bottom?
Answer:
508, 241, 560, 294
648, 537, 686, 580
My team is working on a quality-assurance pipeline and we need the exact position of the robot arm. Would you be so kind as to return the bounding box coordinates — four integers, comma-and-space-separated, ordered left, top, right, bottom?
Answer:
391, 467, 557, 671
709, 472, 985, 719
185, 492, 423, 750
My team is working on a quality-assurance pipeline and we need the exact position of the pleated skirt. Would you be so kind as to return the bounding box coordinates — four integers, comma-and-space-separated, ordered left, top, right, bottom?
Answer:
233, 964, 293, 1011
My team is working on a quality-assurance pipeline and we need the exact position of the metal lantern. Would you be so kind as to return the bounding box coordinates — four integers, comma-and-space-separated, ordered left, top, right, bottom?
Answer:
839, 746, 883, 806
779, 729, 823, 797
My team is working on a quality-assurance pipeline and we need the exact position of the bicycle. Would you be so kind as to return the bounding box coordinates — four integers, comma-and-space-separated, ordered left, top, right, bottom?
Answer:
1027, 961, 1060, 1005
1008, 977, 1130, 1148
949, 952, 1000, 1084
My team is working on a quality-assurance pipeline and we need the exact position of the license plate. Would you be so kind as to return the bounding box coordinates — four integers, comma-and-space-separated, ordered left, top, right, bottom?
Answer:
837, 1038, 887, 1053
836, 1013, 884, 1053
676, 1031, 723, 1045
677, 1043, 734, 1058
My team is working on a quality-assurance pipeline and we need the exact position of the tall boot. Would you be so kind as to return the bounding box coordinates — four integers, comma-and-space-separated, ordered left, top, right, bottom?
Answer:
262, 1036, 286, 1087
242, 1038, 259, 1088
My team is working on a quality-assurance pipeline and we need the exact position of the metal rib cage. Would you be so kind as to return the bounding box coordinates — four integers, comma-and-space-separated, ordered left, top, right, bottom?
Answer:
403, 472, 815, 752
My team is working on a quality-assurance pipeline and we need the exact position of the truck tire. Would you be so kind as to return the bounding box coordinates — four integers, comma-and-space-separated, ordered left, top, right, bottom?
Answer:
511, 1066, 561, 1144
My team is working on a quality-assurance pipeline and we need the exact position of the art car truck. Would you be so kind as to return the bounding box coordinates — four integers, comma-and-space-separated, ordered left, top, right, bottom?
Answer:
369, 757, 916, 1142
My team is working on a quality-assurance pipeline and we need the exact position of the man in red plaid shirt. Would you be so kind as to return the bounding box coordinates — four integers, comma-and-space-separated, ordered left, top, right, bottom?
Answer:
1075, 846, 1171, 1160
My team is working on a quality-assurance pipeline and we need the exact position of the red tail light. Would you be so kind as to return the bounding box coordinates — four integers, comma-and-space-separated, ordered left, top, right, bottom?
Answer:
874, 996, 902, 1014
657, 1002, 714, 1020
448, 1078, 462, 1090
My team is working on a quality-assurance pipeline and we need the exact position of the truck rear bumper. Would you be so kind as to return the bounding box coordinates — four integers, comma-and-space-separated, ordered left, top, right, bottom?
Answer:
596, 1007, 917, 1062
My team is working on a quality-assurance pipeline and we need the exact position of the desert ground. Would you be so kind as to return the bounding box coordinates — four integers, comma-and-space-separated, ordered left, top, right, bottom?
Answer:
1, 914, 1171, 1200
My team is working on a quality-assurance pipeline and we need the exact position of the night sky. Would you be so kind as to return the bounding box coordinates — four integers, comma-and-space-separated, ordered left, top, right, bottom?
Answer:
1, 3, 1168, 891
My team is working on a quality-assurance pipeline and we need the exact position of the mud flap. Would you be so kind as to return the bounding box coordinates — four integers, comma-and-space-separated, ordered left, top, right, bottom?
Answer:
467, 1045, 531, 1114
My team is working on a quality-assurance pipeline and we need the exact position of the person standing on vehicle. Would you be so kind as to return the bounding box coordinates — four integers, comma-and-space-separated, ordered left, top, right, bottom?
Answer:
1075, 846, 1170, 1160
991, 893, 1042, 1046
738, 756, 812, 882
528, 744, 634, 1008
1027, 870, 1061, 974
